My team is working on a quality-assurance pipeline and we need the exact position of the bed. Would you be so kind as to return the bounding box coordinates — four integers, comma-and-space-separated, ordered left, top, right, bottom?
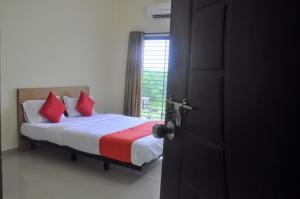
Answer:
17, 86, 163, 171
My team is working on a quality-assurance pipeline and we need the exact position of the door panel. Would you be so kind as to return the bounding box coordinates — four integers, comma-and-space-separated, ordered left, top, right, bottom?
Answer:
181, 133, 226, 199
160, 1, 192, 199
190, 1, 226, 70
193, 0, 223, 10
186, 72, 223, 142
180, 184, 203, 199
180, 0, 226, 198
160, 0, 227, 198
166, 0, 191, 100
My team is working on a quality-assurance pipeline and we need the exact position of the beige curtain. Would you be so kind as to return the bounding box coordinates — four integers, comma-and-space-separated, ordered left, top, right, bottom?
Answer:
123, 31, 144, 117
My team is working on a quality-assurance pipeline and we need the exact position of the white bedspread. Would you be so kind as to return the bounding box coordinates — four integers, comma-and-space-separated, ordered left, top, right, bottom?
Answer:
21, 114, 163, 166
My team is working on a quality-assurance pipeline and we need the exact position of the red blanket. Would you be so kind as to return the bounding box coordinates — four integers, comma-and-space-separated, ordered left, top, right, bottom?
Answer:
99, 121, 162, 163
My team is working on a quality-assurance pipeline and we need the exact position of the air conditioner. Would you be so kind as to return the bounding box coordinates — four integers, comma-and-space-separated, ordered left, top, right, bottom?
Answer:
147, 2, 171, 19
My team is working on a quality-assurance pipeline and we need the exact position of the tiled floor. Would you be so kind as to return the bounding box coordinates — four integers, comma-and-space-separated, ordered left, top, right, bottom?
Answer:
2, 146, 162, 199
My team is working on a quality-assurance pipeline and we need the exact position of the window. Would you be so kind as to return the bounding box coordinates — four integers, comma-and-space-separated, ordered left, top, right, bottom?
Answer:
141, 37, 169, 120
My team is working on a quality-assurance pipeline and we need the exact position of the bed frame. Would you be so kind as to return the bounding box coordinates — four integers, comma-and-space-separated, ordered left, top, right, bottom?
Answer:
17, 86, 160, 171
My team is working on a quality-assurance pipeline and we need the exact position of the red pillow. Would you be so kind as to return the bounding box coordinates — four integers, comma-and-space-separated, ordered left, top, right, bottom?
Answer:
39, 92, 66, 123
76, 91, 95, 116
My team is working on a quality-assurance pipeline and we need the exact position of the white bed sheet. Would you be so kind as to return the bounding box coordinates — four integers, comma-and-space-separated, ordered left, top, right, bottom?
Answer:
21, 114, 163, 166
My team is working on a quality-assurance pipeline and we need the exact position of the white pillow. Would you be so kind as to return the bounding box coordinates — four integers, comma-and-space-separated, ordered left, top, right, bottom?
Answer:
63, 96, 97, 118
22, 98, 65, 123
22, 100, 49, 123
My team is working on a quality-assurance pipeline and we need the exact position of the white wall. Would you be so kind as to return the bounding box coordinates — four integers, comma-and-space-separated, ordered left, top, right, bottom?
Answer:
0, 0, 120, 150
0, 0, 170, 151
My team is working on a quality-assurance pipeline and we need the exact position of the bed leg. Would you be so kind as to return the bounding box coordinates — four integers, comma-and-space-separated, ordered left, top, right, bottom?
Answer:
104, 161, 110, 171
71, 152, 77, 161
30, 141, 36, 150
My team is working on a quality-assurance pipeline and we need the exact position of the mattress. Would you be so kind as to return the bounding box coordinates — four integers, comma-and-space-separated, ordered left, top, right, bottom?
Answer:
21, 114, 163, 166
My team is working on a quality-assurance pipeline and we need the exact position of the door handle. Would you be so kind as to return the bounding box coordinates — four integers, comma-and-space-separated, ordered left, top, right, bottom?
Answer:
167, 98, 194, 127
167, 98, 193, 111
152, 98, 194, 140
152, 121, 175, 140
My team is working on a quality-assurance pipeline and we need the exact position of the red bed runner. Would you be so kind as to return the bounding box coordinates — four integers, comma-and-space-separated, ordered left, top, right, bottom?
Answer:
99, 121, 162, 163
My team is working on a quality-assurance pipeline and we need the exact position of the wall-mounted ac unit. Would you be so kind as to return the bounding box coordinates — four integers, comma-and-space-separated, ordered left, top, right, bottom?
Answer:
147, 2, 171, 19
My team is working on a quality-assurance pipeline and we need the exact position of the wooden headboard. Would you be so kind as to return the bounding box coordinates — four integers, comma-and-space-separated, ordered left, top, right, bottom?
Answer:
17, 86, 89, 150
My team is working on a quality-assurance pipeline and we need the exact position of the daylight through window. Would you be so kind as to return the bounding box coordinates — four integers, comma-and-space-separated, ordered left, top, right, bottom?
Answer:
141, 38, 169, 120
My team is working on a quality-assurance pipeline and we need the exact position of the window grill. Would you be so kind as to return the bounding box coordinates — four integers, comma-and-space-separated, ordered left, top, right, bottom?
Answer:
141, 39, 169, 120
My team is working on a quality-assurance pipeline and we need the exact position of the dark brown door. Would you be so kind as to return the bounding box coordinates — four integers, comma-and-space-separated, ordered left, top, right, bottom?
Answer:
160, 1, 227, 199
158, 0, 293, 199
